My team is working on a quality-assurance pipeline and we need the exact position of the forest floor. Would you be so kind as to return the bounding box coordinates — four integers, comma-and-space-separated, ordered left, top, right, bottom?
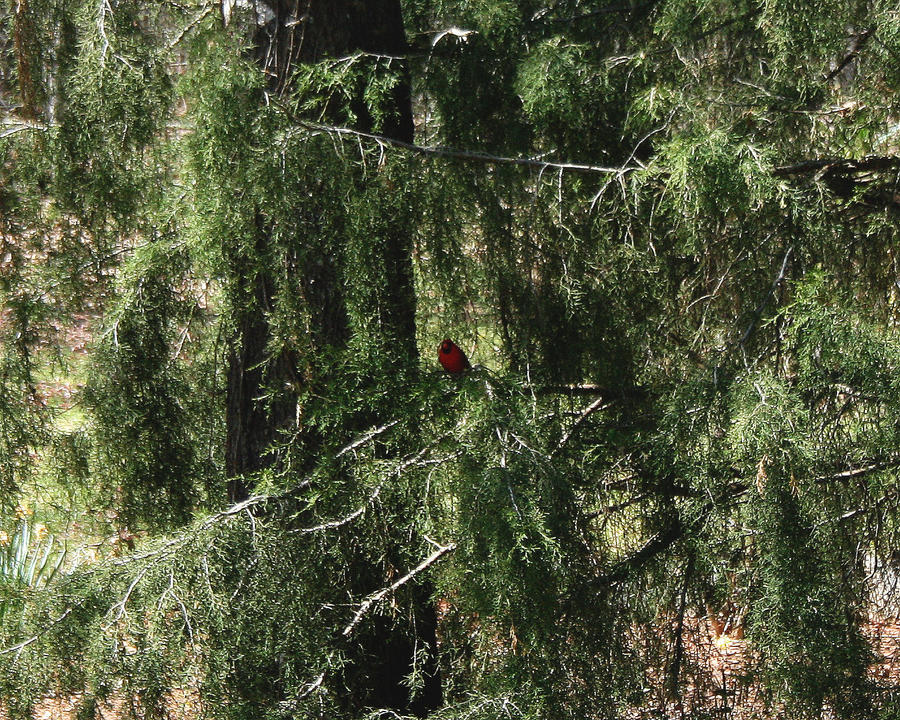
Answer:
6, 615, 900, 719
634, 616, 900, 719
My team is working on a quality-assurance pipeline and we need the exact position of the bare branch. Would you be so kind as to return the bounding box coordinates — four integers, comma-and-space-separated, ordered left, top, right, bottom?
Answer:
278, 672, 327, 711
824, 28, 874, 82
335, 420, 400, 458
342, 542, 457, 637
773, 155, 900, 177
273, 97, 636, 176
0, 119, 51, 138
554, 396, 614, 456
167, 3, 216, 50
430, 26, 476, 46
814, 461, 896, 484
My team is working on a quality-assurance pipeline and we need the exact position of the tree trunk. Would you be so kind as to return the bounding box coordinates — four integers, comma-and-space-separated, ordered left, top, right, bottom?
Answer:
223, 0, 440, 713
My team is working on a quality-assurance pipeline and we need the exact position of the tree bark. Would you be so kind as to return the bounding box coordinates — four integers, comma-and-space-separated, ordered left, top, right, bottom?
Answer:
224, 1, 439, 713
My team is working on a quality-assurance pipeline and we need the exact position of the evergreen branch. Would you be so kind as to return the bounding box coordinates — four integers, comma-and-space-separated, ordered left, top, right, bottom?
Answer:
108, 560, 157, 623
814, 464, 900, 528
430, 26, 477, 47
537, 383, 609, 394
342, 541, 457, 637
9, 424, 444, 651
294, 500, 370, 535
161, 569, 194, 647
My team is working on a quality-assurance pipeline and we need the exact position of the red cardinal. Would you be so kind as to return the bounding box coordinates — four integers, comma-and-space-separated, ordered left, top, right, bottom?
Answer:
438, 338, 471, 375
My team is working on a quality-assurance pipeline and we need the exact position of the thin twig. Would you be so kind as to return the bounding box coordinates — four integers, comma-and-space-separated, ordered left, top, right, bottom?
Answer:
737, 245, 793, 350
773, 155, 900, 177
536, 383, 618, 395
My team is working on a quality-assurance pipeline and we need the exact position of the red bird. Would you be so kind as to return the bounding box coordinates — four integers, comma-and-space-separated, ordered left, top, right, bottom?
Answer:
438, 338, 471, 375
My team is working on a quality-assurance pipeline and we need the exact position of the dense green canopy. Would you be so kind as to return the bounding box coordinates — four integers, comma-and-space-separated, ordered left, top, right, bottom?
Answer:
2, 1, 900, 718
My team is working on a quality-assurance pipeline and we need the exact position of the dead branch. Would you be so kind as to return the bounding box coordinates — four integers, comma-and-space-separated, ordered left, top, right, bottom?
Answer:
335, 420, 400, 457
773, 155, 900, 177
814, 461, 896, 484
273, 96, 635, 177
824, 28, 874, 82
342, 541, 457, 637
554, 396, 614, 456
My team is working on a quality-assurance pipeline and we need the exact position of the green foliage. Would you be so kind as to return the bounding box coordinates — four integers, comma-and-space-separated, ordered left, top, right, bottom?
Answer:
55, 0, 172, 227
0, 516, 65, 602
4, 1, 900, 719
81, 241, 210, 529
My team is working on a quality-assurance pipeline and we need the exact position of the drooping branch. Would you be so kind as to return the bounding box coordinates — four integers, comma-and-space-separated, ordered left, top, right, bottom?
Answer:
0, 418, 424, 654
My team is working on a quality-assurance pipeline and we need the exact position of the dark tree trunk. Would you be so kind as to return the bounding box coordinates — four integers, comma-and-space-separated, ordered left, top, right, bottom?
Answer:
223, 1, 440, 714
225, 0, 416, 497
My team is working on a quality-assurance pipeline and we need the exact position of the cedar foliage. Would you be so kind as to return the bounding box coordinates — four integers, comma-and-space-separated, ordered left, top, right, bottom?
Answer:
0, 1, 900, 718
